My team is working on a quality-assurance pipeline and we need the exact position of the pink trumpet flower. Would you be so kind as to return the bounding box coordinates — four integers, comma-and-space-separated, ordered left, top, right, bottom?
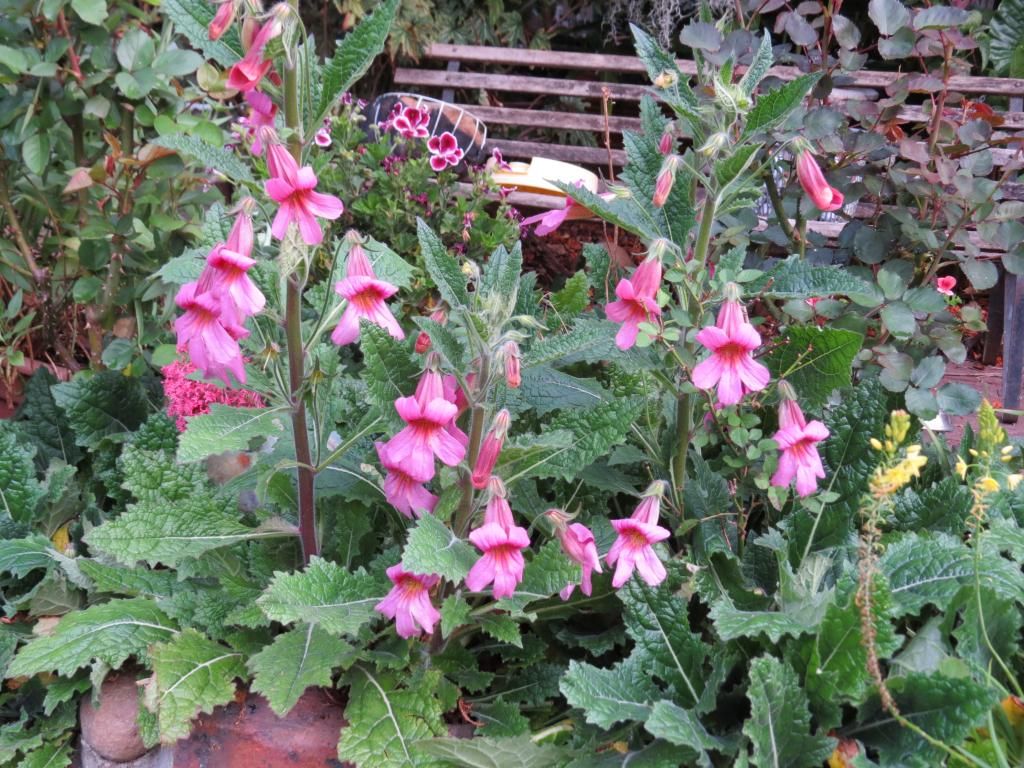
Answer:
243, 91, 277, 156
606, 481, 670, 588
520, 193, 616, 236
466, 479, 529, 598
264, 143, 344, 245
173, 283, 248, 386
226, 12, 283, 92
692, 286, 770, 406
471, 409, 510, 489
208, 0, 235, 40
331, 232, 403, 345
546, 510, 602, 600
204, 204, 265, 318
503, 341, 521, 388
375, 565, 441, 638
375, 442, 437, 518
795, 149, 844, 212
605, 257, 662, 351
771, 394, 829, 497
383, 368, 467, 480
652, 154, 679, 208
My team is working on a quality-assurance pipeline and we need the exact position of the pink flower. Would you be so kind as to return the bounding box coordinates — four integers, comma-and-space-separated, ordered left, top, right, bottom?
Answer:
173, 282, 248, 386
392, 106, 431, 138
502, 340, 521, 388
331, 234, 403, 345
771, 397, 829, 497
208, 0, 235, 40
375, 442, 437, 518
314, 128, 332, 148
491, 148, 511, 170
264, 143, 344, 245
658, 131, 673, 155
936, 276, 957, 296
375, 565, 440, 638
692, 290, 770, 406
520, 193, 615, 236
606, 483, 670, 588
471, 409, 510, 489
466, 481, 529, 598
427, 131, 464, 171
547, 512, 602, 600
382, 370, 466, 480
796, 149, 844, 212
653, 154, 679, 208
605, 257, 662, 350
204, 206, 265, 318
163, 360, 264, 431
243, 91, 277, 156
226, 15, 282, 92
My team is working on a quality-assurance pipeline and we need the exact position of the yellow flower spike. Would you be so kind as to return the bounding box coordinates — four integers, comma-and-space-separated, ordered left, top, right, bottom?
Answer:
870, 438, 883, 451
955, 458, 968, 479
969, 449, 979, 457
978, 476, 1001, 494
1009, 474, 1023, 491
1002, 445, 1014, 455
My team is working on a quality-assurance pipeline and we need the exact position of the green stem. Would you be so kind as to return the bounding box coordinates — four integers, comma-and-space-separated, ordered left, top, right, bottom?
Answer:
454, 359, 490, 537
764, 165, 798, 247
283, 4, 317, 564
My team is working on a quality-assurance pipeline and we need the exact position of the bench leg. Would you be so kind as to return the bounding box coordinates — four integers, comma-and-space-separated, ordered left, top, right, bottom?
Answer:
1000, 273, 1024, 423
983, 267, 1005, 366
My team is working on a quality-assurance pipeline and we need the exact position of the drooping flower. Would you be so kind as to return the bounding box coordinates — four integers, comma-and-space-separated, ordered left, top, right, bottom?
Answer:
173, 282, 248, 386
264, 143, 344, 245
936, 275, 957, 296
490, 147, 511, 171
771, 392, 829, 498
520, 193, 615, 236
653, 154, 679, 208
392, 105, 431, 138
605, 257, 662, 351
427, 131, 464, 171
375, 565, 441, 639
466, 480, 529, 598
795, 148, 844, 212
546, 510, 602, 600
382, 368, 466, 480
331, 231, 403, 345
243, 91, 277, 155
226, 12, 283, 92
204, 203, 265, 318
471, 409, 510, 489
606, 481, 670, 588
502, 340, 521, 388
208, 0, 236, 40
375, 442, 437, 518
692, 286, 770, 406
163, 360, 264, 431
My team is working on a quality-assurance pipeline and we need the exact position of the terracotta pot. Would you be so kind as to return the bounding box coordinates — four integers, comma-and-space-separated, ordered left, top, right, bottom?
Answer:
79, 672, 150, 763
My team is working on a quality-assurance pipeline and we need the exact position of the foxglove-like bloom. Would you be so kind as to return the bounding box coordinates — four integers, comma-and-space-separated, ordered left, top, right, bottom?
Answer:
771, 396, 829, 497
331, 233, 403, 345
208, 0, 236, 40
606, 482, 670, 588
653, 154, 679, 208
466, 481, 529, 598
692, 288, 770, 406
546, 510, 602, 600
375, 565, 440, 638
471, 409, 510, 489
520, 193, 616, 236
936, 275, 956, 296
503, 340, 521, 388
427, 131, 464, 171
205, 205, 265, 318
491, 147, 511, 170
392, 105, 430, 138
375, 442, 437, 518
174, 282, 248, 386
243, 91, 277, 155
265, 143, 344, 245
383, 370, 466, 480
226, 14, 282, 92
795, 149, 844, 212
605, 257, 662, 350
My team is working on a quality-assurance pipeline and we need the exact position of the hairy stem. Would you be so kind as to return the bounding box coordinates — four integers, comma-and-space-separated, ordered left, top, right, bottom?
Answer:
455, 358, 490, 537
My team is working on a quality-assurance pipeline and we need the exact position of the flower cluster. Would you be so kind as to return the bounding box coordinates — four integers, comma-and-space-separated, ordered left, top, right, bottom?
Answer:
162, 360, 264, 431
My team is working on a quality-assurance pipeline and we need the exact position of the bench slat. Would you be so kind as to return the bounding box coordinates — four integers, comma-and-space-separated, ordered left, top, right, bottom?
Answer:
424, 43, 1024, 98
463, 105, 642, 134
489, 138, 626, 166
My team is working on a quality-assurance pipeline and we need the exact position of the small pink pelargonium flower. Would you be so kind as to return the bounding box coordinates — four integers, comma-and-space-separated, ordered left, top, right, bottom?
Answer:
466, 480, 530, 598
382, 367, 467, 480
331, 232, 403, 345
314, 128, 332, 148
173, 283, 248, 386
771, 389, 829, 498
605, 257, 662, 351
607, 481, 671, 589
265, 143, 344, 245
795, 148, 844, 213
226, 11, 284, 92
936, 276, 957, 297
375, 565, 441, 639
375, 441, 437, 518
546, 509, 602, 600
471, 409, 511, 489
208, 0, 236, 40
692, 285, 770, 406
392, 106, 430, 138
427, 131, 464, 171
243, 91, 277, 156
204, 202, 265, 318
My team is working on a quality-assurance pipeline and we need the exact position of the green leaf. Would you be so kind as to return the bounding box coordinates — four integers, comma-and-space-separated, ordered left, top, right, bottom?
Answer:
513, 367, 606, 417
743, 656, 835, 768
767, 326, 863, 410
418, 218, 469, 309
9, 598, 178, 677
177, 405, 289, 463
0, 45, 28, 74
13, 369, 81, 467
361, 323, 420, 413
51, 371, 149, 449
152, 48, 204, 76
317, 0, 397, 119
540, 397, 644, 479
78, 559, 182, 600
162, 0, 243, 68
524, 319, 636, 368
257, 557, 386, 637
962, 257, 999, 290
153, 134, 252, 182
338, 667, 447, 768
120, 445, 207, 504
0, 536, 56, 578
747, 257, 875, 299
248, 623, 353, 716
480, 242, 523, 310
891, 477, 971, 534
70, 0, 105, 24
880, 301, 916, 338
869, 0, 910, 35
85, 494, 296, 567
739, 32, 773, 95
20, 739, 73, 768
991, 0, 1024, 76
440, 595, 472, 638
936, 382, 981, 416
644, 701, 731, 766
402, 515, 477, 584
414, 734, 571, 768
550, 271, 589, 318
559, 655, 659, 729
0, 424, 43, 522
914, 6, 969, 29
478, 614, 522, 647
146, 629, 245, 742
494, 431, 573, 484
629, 23, 697, 108
741, 73, 822, 139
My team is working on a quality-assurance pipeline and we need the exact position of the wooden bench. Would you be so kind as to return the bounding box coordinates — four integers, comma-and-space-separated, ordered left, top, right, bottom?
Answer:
395, 43, 1024, 420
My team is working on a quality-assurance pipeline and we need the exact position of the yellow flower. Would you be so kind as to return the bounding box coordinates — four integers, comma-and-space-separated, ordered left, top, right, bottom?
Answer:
1009, 474, 1023, 491
955, 457, 968, 480
870, 438, 883, 451
977, 476, 1001, 494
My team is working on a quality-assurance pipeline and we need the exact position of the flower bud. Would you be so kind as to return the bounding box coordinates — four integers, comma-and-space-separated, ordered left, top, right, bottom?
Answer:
698, 132, 730, 157
653, 154, 679, 208
795, 149, 844, 212
653, 70, 678, 89
208, 0, 236, 40
415, 308, 447, 355
503, 340, 521, 389
472, 409, 511, 489
658, 131, 673, 155
241, 15, 259, 50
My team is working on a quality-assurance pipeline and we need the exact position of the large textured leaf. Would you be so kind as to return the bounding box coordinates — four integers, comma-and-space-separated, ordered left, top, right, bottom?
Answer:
19, 740, 73, 768
51, 372, 149, 449
739, 32, 773, 95
9, 598, 178, 677
991, 0, 1024, 77
414, 734, 570, 768
401, 515, 477, 584
767, 326, 863, 409
153, 134, 252, 182
13, 369, 81, 467
480, 242, 523, 312
497, 540, 580, 613
78, 560, 182, 600
559, 655, 660, 729
162, 0, 243, 67
257, 557, 386, 637
743, 656, 835, 768
85, 495, 296, 567
0, 425, 43, 522
361, 323, 420, 413
418, 219, 469, 309
146, 629, 245, 742
820, 379, 892, 513
644, 701, 732, 767
540, 397, 644, 478
742, 73, 821, 139
177, 405, 289, 463
747, 257, 875, 300
0, 536, 57, 578
511, 367, 606, 416
890, 477, 972, 534
248, 624, 353, 716
120, 445, 207, 504
317, 0, 398, 119
525, 319, 627, 368
338, 667, 447, 768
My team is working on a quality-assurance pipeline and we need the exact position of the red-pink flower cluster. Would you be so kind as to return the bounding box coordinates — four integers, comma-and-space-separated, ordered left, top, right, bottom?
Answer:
606, 257, 663, 351
162, 360, 264, 431
771, 396, 829, 497
390, 104, 431, 138
374, 565, 440, 639
607, 482, 671, 588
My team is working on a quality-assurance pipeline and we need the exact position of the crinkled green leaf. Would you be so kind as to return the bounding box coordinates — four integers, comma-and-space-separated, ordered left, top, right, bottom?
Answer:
540, 397, 644, 479
644, 701, 732, 767
767, 326, 863, 409
741, 73, 822, 139
120, 444, 208, 503
480, 242, 523, 311
498, 540, 580, 613
402, 514, 477, 584
418, 218, 469, 309
51, 372, 149, 450
747, 257, 875, 300
559, 655, 659, 729
414, 734, 571, 768
361, 323, 420, 414
177, 405, 289, 463
13, 369, 81, 467
162, 0, 243, 67
550, 271, 589, 318
153, 134, 252, 182
991, 0, 1024, 76
78, 560, 183, 600
317, 0, 398, 119
0, 536, 56, 578
19, 739, 73, 768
